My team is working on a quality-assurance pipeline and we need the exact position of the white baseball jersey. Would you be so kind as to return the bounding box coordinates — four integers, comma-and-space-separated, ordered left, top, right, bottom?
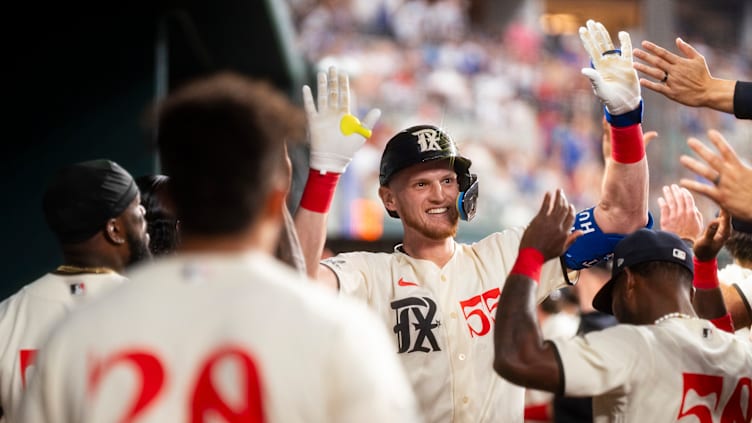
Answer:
0, 272, 125, 422
524, 311, 580, 417
551, 318, 752, 422
719, 263, 752, 337
19, 252, 421, 423
321, 228, 567, 423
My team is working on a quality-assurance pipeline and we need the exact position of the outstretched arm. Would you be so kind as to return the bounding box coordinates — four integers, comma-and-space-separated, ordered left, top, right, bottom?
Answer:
632, 38, 737, 114
294, 67, 380, 287
563, 21, 650, 271
692, 210, 734, 332
494, 189, 581, 393
579, 20, 649, 234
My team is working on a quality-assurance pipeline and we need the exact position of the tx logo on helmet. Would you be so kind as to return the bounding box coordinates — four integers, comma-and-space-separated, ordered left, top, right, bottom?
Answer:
412, 128, 443, 152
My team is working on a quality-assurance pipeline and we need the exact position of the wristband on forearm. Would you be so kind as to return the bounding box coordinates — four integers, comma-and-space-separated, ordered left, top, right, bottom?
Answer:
524, 404, 550, 421
710, 313, 735, 333
693, 257, 719, 290
609, 123, 645, 164
510, 248, 544, 283
299, 169, 340, 213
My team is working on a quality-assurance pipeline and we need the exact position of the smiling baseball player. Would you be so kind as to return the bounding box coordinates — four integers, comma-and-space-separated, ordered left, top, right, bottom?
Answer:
294, 20, 654, 422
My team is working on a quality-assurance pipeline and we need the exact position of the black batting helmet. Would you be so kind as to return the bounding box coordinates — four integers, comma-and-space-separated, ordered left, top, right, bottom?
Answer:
379, 125, 471, 186
379, 125, 477, 220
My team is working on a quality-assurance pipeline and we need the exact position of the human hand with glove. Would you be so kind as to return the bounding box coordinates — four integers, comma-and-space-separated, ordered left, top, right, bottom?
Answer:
302, 66, 381, 175
298, 66, 381, 214
579, 20, 642, 126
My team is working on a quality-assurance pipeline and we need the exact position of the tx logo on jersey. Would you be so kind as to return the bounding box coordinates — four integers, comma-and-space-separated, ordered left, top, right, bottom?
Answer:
391, 297, 441, 353
412, 128, 442, 152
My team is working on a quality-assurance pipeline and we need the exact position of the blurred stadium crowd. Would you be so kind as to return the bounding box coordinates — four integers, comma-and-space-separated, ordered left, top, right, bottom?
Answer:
287, 0, 752, 243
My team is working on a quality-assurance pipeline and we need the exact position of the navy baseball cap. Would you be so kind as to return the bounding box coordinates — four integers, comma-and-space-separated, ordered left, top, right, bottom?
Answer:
43, 159, 138, 244
592, 229, 694, 314
731, 217, 752, 234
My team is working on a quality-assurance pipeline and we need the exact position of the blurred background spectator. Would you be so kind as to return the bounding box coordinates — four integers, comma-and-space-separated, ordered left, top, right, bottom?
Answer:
287, 0, 752, 249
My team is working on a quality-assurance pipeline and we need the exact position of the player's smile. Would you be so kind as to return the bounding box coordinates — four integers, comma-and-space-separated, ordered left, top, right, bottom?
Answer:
426, 207, 448, 215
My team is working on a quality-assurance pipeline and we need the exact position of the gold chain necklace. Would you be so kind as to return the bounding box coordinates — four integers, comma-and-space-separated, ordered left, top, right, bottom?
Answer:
653, 312, 694, 325
55, 265, 117, 275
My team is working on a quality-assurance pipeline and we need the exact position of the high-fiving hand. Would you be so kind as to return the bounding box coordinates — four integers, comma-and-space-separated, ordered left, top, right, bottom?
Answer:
693, 210, 731, 262
579, 20, 641, 116
658, 184, 703, 242
302, 67, 381, 174
520, 189, 582, 261
680, 129, 752, 221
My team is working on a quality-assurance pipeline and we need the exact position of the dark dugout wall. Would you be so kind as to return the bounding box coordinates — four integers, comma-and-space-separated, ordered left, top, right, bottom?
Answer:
1, 2, 308, 300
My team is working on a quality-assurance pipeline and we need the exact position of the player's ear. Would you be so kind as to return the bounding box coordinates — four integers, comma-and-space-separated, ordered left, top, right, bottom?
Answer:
104, 217, 126, 245
379, 186, 397, 214
623, 268, 637, 298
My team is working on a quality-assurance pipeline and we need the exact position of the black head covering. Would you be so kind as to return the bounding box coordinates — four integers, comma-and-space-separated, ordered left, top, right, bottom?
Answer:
593, 229, 694, 315
43, 159, 138, 244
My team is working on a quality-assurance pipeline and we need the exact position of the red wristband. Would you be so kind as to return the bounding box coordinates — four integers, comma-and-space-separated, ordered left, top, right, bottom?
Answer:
510, 247, 544, 283
300, 169, 340, 213
710, 313, 735, 333
610, 124, 645, 164
693, 257, 719, 290
524, 404, 550, 421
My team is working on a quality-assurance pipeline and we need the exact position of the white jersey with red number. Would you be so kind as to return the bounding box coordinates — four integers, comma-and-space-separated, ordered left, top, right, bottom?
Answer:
551, 318, 752, 423
0, 272, 125, 422
19, 253, 421, 423
321, 229, 567, 423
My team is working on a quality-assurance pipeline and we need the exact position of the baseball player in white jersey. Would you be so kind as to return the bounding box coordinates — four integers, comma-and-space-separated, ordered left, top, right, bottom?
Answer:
493, 190, 752, 423
719, 217, 752, 338
19, 73, 420, 423
294, 21, 653, 422
0, 159, 150, 422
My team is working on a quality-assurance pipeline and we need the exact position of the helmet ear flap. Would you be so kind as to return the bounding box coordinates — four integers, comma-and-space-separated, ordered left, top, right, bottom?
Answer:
457, 174, 478, 221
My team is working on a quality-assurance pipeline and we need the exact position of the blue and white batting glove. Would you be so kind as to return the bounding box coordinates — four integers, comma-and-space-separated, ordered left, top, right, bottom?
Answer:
579, 20, 642, 125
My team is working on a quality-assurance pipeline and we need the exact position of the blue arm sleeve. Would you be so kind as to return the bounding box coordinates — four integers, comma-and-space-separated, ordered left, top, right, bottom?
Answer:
563, 207, 654, 270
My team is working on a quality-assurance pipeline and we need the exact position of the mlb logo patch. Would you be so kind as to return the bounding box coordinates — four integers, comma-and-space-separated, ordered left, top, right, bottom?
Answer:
672, 248, 687, 260
69, 282, 86, 296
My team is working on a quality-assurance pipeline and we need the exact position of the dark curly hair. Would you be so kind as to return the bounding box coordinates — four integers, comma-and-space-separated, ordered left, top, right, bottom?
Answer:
136, 174, 179, 256
155, 72, 304, 235
725, 218, 752, 263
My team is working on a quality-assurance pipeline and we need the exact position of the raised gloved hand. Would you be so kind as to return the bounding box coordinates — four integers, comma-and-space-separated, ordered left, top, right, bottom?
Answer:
302, 66, 381, 174
579, 20, 641, 118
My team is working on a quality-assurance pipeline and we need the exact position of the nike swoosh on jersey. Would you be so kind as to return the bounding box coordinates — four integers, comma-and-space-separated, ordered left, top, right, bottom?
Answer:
397, 277, 419, 287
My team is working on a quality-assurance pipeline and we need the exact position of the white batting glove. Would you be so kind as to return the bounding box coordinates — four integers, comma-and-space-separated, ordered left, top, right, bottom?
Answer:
579, 20, 641, 117
302, 66, 381, 174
